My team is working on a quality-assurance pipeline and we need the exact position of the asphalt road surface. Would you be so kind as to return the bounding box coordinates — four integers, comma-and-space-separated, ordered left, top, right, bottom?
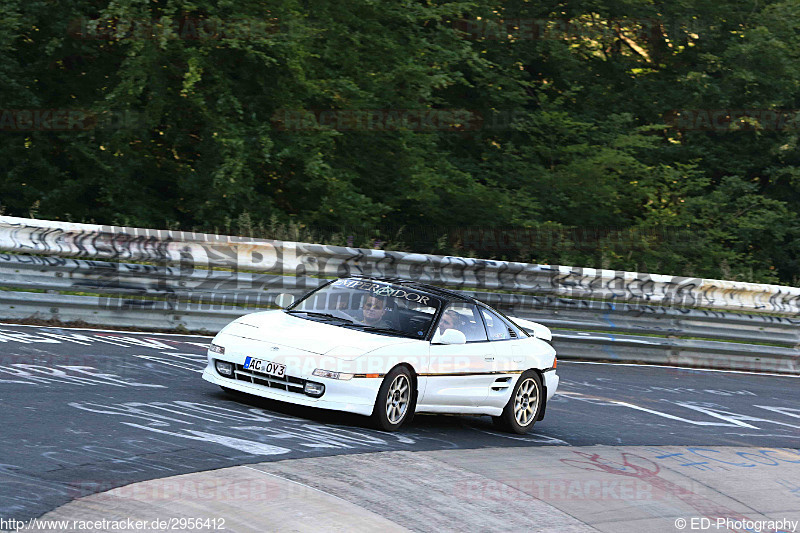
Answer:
0, 323, 798, 521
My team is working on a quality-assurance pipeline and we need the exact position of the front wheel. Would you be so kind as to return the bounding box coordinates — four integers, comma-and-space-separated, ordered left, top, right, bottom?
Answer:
493, 371, 542, 434
371, 366, 414, 431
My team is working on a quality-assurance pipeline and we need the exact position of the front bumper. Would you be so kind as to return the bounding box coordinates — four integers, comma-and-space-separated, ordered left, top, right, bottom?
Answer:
544, 369, 559, 400
202, 359, 382, 417
535, 369, 559, 421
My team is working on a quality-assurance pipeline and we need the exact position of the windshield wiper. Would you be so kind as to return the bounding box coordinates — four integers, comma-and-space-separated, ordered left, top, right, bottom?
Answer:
286, 310, 355, 323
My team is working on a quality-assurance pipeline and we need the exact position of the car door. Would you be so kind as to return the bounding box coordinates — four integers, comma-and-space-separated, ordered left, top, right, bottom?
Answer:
420, 303, 495, 407
478, 306, 530, 409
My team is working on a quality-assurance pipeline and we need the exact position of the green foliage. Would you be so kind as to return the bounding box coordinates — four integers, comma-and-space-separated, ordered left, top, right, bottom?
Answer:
2, 0, 800, 284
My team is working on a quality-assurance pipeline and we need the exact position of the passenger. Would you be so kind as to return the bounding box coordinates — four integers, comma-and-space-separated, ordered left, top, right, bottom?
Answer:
437, 309, 461, 336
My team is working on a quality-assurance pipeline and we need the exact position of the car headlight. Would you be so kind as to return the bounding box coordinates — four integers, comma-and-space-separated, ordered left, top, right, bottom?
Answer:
209, 343, 225, 355
312, 369, 354, 380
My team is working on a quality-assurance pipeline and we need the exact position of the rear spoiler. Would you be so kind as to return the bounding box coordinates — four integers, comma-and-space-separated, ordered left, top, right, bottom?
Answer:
509, 317, 552, 342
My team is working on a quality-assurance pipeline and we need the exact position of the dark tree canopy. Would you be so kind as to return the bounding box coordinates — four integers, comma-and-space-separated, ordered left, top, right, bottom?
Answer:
2, 0, 800, 284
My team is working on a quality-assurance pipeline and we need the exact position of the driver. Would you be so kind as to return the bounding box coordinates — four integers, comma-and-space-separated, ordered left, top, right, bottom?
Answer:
360, 294, 393, 328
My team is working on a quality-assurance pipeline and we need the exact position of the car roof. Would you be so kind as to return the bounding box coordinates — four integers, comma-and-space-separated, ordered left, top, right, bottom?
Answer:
347, 275, 476, 304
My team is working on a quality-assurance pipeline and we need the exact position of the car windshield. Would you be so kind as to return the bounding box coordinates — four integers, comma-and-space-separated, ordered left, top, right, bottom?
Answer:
287, 278, 443, 339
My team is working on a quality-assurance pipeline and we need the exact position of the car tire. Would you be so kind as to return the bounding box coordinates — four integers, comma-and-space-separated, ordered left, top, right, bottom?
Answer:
493, 370, 542, 434
371, 366, 414, 431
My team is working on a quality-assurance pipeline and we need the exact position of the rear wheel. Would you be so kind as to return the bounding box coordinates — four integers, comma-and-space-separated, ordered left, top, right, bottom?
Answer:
493, 371, 542, 434
371, 366, 414, 431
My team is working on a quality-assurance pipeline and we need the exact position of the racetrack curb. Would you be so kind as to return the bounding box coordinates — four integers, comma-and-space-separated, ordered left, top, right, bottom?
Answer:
19, 446, 800, 533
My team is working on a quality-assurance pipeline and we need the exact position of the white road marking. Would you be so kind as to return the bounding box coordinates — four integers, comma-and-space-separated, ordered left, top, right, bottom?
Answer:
560, 360, 800, 378
0, 322, 213, 338
121, 423, 292, 455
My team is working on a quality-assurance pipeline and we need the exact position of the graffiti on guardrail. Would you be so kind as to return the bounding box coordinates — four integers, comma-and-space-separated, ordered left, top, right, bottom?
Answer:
7, 243, 800, 323
5, 216, 800, 315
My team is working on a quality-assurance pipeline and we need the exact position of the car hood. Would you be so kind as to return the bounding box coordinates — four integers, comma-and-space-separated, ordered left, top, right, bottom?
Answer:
220, 310, 418, 360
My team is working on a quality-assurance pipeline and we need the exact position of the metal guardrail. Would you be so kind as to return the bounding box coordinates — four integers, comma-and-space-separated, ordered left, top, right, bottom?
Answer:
0, 253, 316, 307
0, 287, 795, 374
0, 217, 798, 374
5, 253, 799, 345
3, 215, 800, 315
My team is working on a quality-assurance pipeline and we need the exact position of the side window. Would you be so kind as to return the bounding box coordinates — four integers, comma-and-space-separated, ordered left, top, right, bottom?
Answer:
396, 298, 439, 338
480, 308, 520, 341
437, 303, 488, 342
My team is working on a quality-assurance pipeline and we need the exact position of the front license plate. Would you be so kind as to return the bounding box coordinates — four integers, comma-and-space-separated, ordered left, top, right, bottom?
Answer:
243, 357, 286, 378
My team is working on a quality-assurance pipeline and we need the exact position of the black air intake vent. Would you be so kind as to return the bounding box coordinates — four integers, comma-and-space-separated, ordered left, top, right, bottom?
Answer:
233, 363, 306, 394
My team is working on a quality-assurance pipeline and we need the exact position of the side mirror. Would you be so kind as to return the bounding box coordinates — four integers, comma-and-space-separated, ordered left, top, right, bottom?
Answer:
274, 293, 296, 308
435, 329, 467, 345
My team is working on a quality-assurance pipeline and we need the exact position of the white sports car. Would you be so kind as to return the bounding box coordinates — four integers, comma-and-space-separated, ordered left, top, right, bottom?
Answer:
202, 276, 558, 433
